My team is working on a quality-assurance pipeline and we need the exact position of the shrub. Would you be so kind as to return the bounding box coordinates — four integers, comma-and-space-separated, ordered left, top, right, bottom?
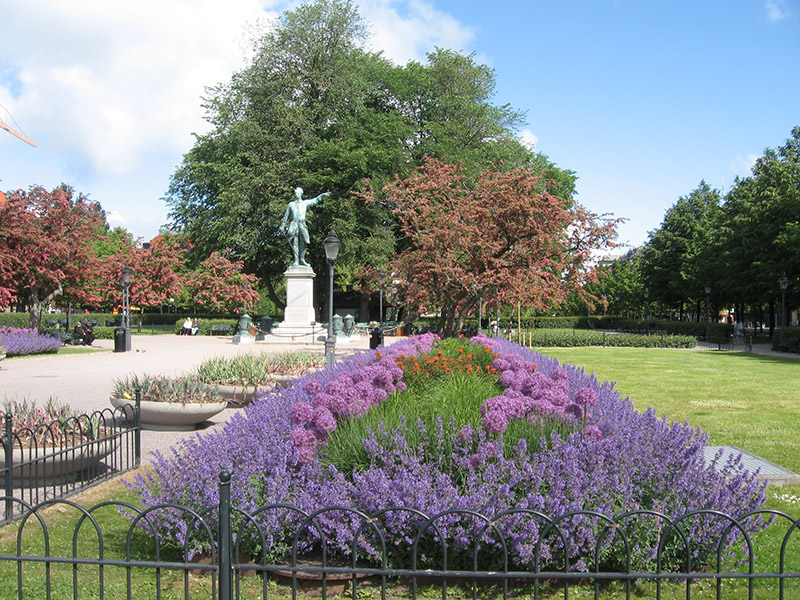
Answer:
126, 333, 765, 571
512, 328, 697, 348
0, 326, 62, 356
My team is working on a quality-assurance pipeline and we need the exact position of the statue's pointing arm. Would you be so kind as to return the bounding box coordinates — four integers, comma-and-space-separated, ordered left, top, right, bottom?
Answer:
309, 191, 331, 206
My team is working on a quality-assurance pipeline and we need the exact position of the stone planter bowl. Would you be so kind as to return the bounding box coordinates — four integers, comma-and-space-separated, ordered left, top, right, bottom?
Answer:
0, 438, 117, 486
110, 397, 227, 431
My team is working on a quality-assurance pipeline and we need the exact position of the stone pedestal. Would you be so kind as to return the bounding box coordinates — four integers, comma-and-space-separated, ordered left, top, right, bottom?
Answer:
269, 266, 320, 342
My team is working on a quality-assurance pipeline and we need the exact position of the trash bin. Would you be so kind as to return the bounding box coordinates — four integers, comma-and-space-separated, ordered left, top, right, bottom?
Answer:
114, 327, 127, 353
259, 315, 273, 334
370, 328, 383, 349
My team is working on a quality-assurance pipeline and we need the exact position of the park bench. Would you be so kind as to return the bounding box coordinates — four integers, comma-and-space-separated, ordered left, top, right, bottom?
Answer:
209, 324, 232, 336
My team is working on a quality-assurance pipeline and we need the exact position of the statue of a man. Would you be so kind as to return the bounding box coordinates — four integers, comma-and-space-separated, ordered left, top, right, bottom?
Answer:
280, 187, 331, 267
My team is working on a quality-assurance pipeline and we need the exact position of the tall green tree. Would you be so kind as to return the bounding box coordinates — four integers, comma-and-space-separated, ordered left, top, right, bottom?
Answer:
717, 126, 800, 331
165, 0, 565, 314
640, 181, 722, 318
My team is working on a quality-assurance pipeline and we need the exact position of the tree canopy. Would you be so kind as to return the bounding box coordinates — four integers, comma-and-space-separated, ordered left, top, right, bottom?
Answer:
362, 157, 619, 336
165, 0, 572, 313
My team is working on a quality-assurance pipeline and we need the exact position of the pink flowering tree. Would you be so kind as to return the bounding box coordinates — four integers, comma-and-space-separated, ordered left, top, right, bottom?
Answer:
184, 251, 260, 313
361, 157, 621, 337
0, 185, 105, 328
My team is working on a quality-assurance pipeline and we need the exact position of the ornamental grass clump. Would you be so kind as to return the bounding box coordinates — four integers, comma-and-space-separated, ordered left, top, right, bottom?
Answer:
0, 326, 61, 356
192, 351, 323, 387
126, 332, 765, 573
112, 374, 223, 404
2, 397, 103, 447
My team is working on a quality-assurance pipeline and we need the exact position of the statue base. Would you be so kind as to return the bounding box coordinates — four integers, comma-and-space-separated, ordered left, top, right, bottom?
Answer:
269, 266, 319, 343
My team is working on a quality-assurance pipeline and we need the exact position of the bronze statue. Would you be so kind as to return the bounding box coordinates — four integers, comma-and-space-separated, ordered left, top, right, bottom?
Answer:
280, 187, 330, 267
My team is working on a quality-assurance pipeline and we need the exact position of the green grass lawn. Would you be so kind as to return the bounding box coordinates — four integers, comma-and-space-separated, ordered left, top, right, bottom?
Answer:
539, 347, 800, 473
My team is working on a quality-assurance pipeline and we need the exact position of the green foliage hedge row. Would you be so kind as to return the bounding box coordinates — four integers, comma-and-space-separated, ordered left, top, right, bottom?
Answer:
577, 316, 734, 340
511, 328, 697, 349
0, 311, 242, 329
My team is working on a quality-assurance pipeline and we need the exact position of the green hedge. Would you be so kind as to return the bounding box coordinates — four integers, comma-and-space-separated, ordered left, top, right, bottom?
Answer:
511, 328, 697, 349
0, 311, 242, 330
577, 316, 733, 340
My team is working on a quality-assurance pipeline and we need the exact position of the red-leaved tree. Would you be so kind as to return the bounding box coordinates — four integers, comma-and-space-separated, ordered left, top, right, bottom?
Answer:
363, 158, 620, 337
94, 235, 185, 325
0, 185, 105, 328
185, 251, 260, 313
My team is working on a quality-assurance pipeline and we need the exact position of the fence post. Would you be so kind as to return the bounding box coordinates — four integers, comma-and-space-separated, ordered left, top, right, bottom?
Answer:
134, 387, 142, 467
4, 413, 12, 522
218, 470, 233, 600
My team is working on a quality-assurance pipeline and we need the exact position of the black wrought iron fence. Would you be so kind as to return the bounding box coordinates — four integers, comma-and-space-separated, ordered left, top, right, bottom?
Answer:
697, 335, 752, 352
1, 397, 140, 525
2, 472, 800, 599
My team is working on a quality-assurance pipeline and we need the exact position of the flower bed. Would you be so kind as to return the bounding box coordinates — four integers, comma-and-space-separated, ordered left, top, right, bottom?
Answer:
127, 333, 765, 571
0, 326, 61, 356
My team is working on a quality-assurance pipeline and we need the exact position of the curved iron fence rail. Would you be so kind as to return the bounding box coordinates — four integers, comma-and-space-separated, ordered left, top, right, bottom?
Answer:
1, 472, 800, 599
1, 394, 141, 525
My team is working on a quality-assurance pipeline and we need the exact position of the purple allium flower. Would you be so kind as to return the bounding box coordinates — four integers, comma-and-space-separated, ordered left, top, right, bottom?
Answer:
575, 387, 599, 407
583, 424, 603, 442
483, 410, 508, 433
290, 401, 315, 425
565, 403, 584, 421
313, 407, 337, 432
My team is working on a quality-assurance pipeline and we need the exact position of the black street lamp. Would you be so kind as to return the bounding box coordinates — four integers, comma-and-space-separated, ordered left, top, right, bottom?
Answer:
120, 266, 133, 352
323, 229, 341, 367
643, 287, 650, 322
704, 281, 712, 341
780, 272, 789, 346
377, 270, 385, 347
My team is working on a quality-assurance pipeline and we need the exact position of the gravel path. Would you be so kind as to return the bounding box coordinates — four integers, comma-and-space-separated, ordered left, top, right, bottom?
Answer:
0, 333, 378, 462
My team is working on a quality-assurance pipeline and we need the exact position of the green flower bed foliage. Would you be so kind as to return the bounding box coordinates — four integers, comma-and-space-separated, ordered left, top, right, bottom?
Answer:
514, 328, 697, 348
323, 338, 561, 476
112, 373, 223, 404
192, 351, 323, 386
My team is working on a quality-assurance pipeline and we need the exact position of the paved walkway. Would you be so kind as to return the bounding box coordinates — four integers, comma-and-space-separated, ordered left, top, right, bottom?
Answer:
0, 334, 384, 462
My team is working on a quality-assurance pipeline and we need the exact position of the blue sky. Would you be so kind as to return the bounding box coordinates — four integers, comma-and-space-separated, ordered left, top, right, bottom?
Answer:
1, 0, 798, 252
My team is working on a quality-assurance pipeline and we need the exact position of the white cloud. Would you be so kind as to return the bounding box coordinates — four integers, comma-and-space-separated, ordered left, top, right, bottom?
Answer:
359, 0, 475, 64
519, 129, 538, 150
765, 0, 790, 21
1, 0, 274, 179
105, 210, 125, 226
0, 0, 476, 185
730, 153, 759, 177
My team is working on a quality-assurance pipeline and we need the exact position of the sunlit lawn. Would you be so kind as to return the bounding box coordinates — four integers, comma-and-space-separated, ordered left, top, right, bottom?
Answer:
539, 346, 800, 473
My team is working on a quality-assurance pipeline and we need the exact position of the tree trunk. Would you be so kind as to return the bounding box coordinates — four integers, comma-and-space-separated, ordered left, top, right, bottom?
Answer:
27, 285, 62, 330
262, 268, 286, 311
768, 299, 775, 339
358, 291, 370, 323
